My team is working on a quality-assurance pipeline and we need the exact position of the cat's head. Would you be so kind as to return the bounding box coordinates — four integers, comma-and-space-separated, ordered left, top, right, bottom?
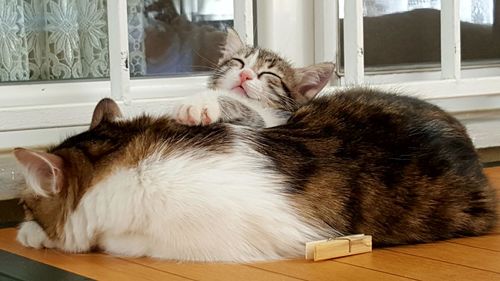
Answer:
209, 29, 335, 111
14, 99, 127, 244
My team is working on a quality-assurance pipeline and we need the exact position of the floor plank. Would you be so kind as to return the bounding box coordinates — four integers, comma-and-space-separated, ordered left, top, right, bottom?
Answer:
130, 259, 304, 281
335, 249, 500, 281
389, 242, 500, 273
0, 229, 192, 281
448, 234, 500, 252
250, 259, 416, 281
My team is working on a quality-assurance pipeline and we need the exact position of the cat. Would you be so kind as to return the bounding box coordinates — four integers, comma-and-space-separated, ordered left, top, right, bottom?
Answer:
172, 28, 335, 128
13, 90, 497, 262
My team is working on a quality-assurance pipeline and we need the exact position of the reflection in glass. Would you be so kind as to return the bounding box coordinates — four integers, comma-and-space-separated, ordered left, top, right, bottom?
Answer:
340, 0, 442, 69
340, 0, 500, 70
461, 0, 500, 65
129, 0, 234, 77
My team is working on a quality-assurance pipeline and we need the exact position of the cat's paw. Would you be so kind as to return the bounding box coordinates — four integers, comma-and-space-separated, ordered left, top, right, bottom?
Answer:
174, 96, 221, 126
17, 221, 54, 249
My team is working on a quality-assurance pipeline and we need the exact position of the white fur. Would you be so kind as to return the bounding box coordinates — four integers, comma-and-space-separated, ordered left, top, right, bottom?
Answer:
173, 90, 223, 126
50, 138, 326, 262
17, 221, 55, 249
173, 90, 290, 128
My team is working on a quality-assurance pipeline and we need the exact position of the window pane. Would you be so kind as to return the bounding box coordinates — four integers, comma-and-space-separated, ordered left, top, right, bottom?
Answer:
128, 0, 233, 77
460, 0, 500, 67
339, 0, 441, 72
0, 0, 110, 82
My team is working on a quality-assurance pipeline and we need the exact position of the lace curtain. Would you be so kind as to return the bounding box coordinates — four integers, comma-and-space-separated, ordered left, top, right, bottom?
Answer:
0, 0, 147, 82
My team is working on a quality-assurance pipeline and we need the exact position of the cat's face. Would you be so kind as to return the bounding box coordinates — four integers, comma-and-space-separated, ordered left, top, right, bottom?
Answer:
14, 99, 130, 242
209, 29, 335, 111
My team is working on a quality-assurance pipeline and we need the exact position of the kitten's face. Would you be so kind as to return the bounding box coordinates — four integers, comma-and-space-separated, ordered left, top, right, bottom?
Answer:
209, 29, 335, 111
210, 47, 298, 111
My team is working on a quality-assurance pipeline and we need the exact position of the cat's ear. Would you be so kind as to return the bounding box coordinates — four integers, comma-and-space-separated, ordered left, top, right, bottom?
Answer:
219, 28, 245, 62
90, 98, 122, 129
13, 148, 64, 197
294, 62, 335, 104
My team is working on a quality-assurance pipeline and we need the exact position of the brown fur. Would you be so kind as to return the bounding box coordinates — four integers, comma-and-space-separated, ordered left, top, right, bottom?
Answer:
256, 88, 497, 245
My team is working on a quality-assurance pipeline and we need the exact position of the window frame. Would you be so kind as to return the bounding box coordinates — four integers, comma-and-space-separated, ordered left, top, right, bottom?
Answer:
0, 0, 253, 150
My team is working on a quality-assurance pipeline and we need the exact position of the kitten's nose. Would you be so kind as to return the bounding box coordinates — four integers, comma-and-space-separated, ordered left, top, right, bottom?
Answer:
239, 69, 255, 84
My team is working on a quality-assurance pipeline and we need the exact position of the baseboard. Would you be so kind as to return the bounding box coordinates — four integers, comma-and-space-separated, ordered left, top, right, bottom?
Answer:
478, 146, 500, 164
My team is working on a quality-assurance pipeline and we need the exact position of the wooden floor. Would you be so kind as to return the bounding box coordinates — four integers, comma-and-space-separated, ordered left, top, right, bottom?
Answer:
1, 168, 499, 281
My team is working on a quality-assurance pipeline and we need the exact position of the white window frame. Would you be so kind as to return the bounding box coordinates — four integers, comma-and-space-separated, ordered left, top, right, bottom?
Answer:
315, 0, 500, 148
0, 0, 253, 150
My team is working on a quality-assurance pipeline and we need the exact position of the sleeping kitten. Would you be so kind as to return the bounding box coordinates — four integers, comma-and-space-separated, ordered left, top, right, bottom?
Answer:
14, 91, 497, 262
173, 29, 335, 128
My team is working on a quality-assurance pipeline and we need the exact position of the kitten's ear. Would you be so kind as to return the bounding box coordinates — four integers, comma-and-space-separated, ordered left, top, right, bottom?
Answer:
219, 28, 244, 62
294, 62, 335, 104
13, 148, 64, 197
90, 98, 122, 129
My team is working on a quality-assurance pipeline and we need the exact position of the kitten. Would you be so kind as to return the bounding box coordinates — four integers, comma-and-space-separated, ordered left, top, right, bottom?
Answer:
173, 29, 335, 128
14, 90, 497, 262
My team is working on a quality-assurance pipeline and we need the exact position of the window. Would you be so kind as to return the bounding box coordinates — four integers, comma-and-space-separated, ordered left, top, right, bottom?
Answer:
338, 0, 500, 73
340, 0, 443, 71
0, 0, 110, 82
128, 0, 234, 77
0, 0, 252, 149
460, 0, 500, 67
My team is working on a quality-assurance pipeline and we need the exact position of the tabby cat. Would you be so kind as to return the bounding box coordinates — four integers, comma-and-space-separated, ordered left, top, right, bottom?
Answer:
173, 29, 335, 128
14, 90, 497, 262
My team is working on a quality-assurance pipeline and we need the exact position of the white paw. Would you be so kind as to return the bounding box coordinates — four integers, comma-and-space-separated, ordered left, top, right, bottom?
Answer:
173, 95, 221, 126
17, 221, 54, 249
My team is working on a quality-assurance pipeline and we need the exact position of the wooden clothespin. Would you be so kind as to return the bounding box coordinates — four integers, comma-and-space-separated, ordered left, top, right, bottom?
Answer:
305, 234, 372, 261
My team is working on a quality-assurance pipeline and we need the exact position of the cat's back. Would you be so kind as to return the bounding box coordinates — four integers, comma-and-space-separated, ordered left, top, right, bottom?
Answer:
260, 88, 497, 245
287, 89, 473, 164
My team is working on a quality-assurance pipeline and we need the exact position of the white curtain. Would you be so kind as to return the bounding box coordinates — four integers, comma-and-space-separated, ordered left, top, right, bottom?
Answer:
0, 0, 147, 82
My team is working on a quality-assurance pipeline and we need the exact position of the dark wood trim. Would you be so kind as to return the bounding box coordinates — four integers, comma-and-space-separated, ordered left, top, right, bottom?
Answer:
483, 161, 500, 168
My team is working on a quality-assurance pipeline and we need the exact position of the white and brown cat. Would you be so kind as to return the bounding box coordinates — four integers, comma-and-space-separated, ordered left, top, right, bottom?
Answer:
14, 90, 497, 262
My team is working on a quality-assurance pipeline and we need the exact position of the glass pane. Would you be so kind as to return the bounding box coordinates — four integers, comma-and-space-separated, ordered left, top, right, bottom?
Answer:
460, 0, 500, 67
128, 0, 234, 77
0, 0, 110, 82
339, 0, 442, 71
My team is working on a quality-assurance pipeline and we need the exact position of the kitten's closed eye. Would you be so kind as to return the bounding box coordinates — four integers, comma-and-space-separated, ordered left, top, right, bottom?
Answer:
230, 58, 244, 69
258, 71, 282, 81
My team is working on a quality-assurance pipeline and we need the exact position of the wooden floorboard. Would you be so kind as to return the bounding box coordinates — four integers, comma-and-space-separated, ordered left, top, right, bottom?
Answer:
448, 234, 500, 252
130, 259, 305, 281
334, 249, 500, 281
389, 242, 500, 273
250, 260, 417, 281
0, 167, 499, 280
0, 229, 191, 281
